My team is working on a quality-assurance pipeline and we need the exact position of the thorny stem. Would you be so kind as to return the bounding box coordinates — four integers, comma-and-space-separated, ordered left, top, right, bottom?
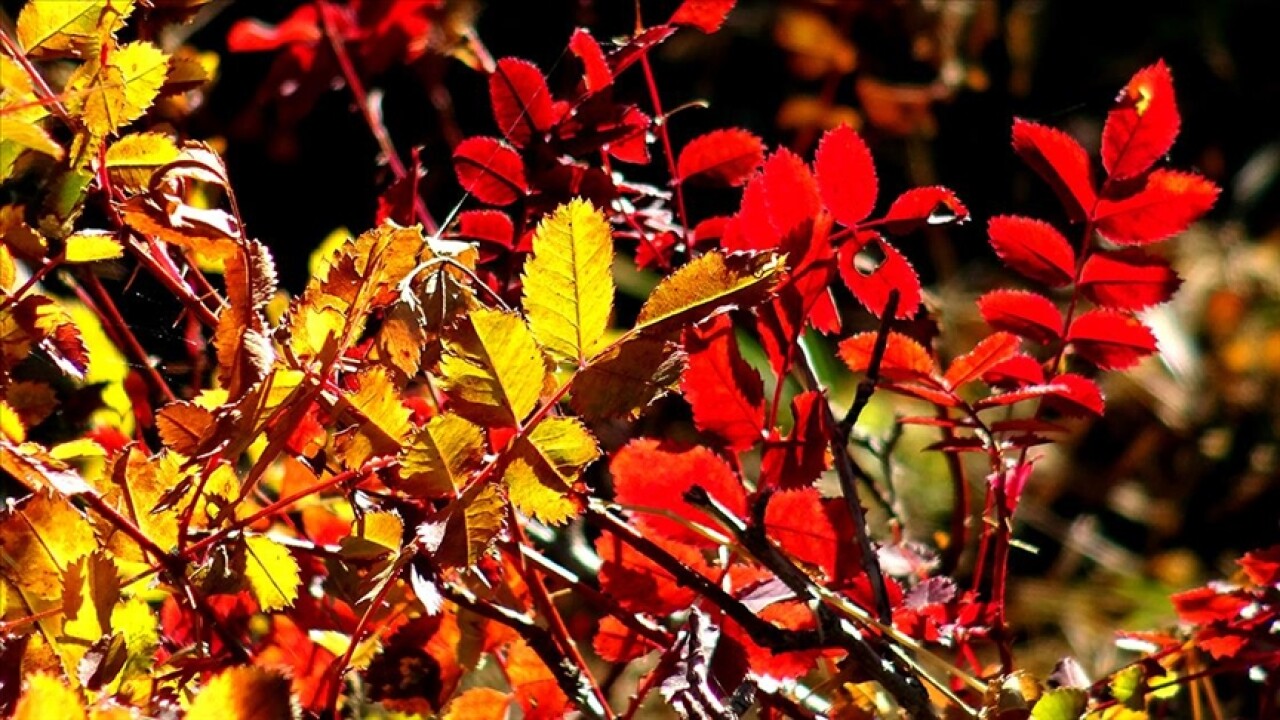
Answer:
639, 53, 691, 241
793, 291, 899, 626
508, 517, 616, 719
71, 271, 178, 404
317, 0, 437, 233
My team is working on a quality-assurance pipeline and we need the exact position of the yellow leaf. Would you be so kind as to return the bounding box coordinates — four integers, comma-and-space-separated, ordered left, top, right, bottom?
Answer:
635, 250, 784, 334
64, 230, 124, 263
241, 534, 301, 612
14, 672, 87, 720
0, 242, 14, 291
186, 666, 294, 720
334, 365, 413, 469
104, 132, 181, 192
0, 399, 24, 442
439, 308, 548, 427
0, 439, 90, 495
521, 198, 615, 364
0, 119, 64, 160
155, 400, 214, 455
400, 412, 486, 498
58, 550, 120, 677
96, 447, 189, 556
1, 55, 47, 124
339, 511, 404, 560
0, 490, 99, 609
570, 335, 685, 421
110, 595, 159, 699
16, 0, 134, 58
66, 40, 169, 138
504, 417, 599, 525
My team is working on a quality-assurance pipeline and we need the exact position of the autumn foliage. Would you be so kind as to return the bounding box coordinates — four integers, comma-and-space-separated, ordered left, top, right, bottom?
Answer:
0, 1, 1274, 719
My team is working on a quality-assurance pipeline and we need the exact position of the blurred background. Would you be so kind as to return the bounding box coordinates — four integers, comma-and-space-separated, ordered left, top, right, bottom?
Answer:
4, 0, 1277, 689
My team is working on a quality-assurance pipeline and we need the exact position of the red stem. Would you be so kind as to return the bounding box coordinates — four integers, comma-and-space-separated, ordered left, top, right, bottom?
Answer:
317, 1, 437, 233
639, 53, 690, 240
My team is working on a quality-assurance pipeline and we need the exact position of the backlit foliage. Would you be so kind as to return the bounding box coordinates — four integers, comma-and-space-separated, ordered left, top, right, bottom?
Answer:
0, 1, 1271, 719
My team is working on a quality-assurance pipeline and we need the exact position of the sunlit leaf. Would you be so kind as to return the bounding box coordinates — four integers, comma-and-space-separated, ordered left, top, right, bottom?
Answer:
815, 123, 878, 226
1012, 118, 1096, 221
240, 534, 301, 612
334, 365, 413, 469
505, 417, 599, 525
570, 335, 685, 421
489, 58, 556, 148
1093, 170, 1219, 246
1102, 60, 1180, 181
439, 308, 549, 427
104, 132, 181, 193
186, 666, 294, 720
635, 250, 783, 335
522, 199, 614, 364
1068, 309, 1157, 370
13, 673, 87, 720
610, 438, 745, 547
16, 0, 134, 59
400, 412, 486, 498
987, 215, 1076, 287
681, 315, 764, 450
676, 128, 765, 187
0, 490, 98, 607
63, 230, 124, 263
66, 41, 169, 138
978, 290, 1064, 345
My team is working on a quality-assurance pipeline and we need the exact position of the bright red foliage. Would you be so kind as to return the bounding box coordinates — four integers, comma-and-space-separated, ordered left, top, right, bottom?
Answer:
1101, 59, 1181, 181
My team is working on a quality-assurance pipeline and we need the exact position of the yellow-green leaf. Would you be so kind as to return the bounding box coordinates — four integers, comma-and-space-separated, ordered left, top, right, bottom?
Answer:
14, 672, 87, 720
400, 412, 486, 498
1032, 688, 1088, 720
0, 399, 24, 442
0, 119, 64, 161
66, 40, 168, 138
64, 230, 124, 263
104, 132, 181, 192
186, 666, 294, 720
635, 250, 783, 334
438, 308, 549, 427
504, 417, 599, 525
521, 198, 614, 364
430, 481, 505, 568
16, 0, 134, 58
240, 534, 301, 612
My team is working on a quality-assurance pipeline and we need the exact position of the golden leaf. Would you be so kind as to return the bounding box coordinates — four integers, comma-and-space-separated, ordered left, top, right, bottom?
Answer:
186, 666, 295, 720
0, 119, 64, 162
59, 550, 120, 676
104, 132, 181, 192
13, 673, 87, 720
215, 239, 276, 399
521, 198, 615, 364
399, 412, 486, 498
16, 0, 134, 59
0, 490, 99, 609
0, 399, 24, 443
155, 400, 214, 455
504, 417, 599, 525
66, 40, 169, 138
333, 365, 413, 469
635, 250, 784, 334
438, 308, 549, 427
63, 230, 124, 263
0, 439, 89, 495
429, 481, 506, 568
240, 534, 301, 612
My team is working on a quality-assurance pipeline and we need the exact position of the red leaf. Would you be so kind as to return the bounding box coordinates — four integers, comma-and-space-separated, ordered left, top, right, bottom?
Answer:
670, 0, 737, 33
762, 148, 822, 238
1093, 170, 1219, 245
608, 26, 677, 76
727, 172, 779, 251
759, 391, 831, 491
981, 354, 1046, 389
838, 331, 935, 381
723, 601, 831, 681
944, 332, 1021, 389
593, 616, 658, 663
815, 124, 878, 226
1043, 373, 1105, 417
596, 534, 705, 615
1240, 545, 1280, 587
676, 129, 765, 187
1101, 60, 1180, 181
681, 315, 766, 451
1170, 586, 1251, 626
1079, 249, 1181, 309
1068, 309, 1157, 370
1011, 118, 1097, 222
227, 6, 320, 53
453, 137, 527, 206
987, 215, 1076, 287
691, 216, 731, 248
884, 381, 959, 408
606, 106, 652, 164
610, 439, 746, 548
881, 186, 968, 235
375, 149, 422, 226
569, 28, 612, 93
489, 58, 556, 147
764, 489, 839, 579
977, 290, 1064, 345
837, 234, 921, 319
455, 210, 515, 250
974, 383, 1067, 410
